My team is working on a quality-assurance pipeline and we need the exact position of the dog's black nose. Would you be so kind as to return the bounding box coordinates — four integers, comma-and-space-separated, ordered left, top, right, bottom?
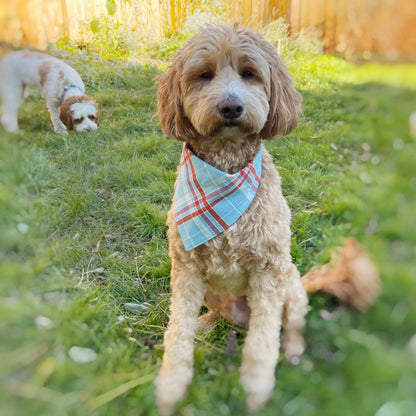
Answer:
217, 97, 244, 120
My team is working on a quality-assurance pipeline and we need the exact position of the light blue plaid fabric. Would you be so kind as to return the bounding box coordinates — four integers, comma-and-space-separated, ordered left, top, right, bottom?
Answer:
174, 144, 262, 251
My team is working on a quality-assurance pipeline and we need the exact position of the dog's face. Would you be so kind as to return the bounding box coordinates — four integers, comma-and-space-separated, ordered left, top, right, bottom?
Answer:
59, 96, 99, 132
158, 25, 302, 143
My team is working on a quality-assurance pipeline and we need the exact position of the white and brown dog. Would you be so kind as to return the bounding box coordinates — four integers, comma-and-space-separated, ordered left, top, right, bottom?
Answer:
0, 51, 98, 134
155, 24, 308, 414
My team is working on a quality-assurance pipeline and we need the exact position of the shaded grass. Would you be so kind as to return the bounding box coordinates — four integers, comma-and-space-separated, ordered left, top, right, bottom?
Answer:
0, 49, 415, 416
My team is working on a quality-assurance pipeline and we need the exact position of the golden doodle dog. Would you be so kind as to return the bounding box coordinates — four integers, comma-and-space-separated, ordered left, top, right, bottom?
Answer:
0, 51, 98, 134
155, 24, 308, 414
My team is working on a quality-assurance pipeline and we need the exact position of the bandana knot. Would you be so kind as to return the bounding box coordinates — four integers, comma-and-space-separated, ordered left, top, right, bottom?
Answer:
174, 144, 262, 251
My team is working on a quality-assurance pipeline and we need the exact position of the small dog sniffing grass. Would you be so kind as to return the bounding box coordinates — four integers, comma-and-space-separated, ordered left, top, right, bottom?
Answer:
0, 51, 98, 134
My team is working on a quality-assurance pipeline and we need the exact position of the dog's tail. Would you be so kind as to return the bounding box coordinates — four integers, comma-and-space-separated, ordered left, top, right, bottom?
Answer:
301, 237, 381, 311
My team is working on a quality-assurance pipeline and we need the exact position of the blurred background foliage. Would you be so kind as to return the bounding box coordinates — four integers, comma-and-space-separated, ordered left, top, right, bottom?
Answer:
1, 0, 415, 61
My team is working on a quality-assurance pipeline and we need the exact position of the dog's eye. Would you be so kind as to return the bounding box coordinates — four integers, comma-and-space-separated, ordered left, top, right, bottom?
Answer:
88, 115, 96, 121
201, 71, 214, 80
74, 117, 84, 124
241, 69, 254, 79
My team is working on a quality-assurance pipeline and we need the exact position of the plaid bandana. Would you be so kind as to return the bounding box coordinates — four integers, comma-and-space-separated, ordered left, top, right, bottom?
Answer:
174, 144, 262, 251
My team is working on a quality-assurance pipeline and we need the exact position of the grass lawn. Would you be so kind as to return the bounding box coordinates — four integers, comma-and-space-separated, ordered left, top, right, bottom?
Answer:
1, 43, 416, 416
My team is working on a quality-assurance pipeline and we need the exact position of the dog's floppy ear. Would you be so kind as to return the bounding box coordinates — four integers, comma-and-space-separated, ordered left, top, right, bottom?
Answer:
260, 45, 302, 140
59, 101, 74, 130
157, 57, 198, 141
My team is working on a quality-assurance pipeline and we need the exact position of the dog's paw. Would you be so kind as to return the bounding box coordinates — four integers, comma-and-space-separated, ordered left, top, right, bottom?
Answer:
155, 398, 176, 416
197, 310, 219, 334
246, 391, 271, 413
240, 370, 275, 413
56, 129, 68, 136
241, 374, 274, 413
154, 370, 190, 416
1, 122, 19, 133
281, 329, 305, 359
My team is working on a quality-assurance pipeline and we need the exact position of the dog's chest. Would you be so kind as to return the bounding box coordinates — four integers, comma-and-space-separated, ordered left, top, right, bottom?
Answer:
205, 258, 250, 297
195, 225, 268, 297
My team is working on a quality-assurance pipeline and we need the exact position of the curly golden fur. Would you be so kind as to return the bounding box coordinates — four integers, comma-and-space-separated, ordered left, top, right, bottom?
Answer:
155, 24, 308, 415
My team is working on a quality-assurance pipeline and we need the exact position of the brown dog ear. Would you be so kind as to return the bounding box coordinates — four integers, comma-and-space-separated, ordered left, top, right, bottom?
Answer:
157, 57, 198, 141
59, 101, 74, 130
260, 45, 302, 140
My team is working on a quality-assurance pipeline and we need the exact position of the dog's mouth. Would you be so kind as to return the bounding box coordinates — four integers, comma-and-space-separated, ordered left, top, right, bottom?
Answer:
224, 121, 239, 128
206, 121, 241, 138
204, 118, 259, 139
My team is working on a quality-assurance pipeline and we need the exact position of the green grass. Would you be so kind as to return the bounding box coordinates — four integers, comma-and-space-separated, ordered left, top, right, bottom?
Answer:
1, 44, 416, 416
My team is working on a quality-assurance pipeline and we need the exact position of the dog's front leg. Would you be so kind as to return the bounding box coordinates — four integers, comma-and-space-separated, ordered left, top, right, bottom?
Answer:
155, 265, 205, 416
47, 101, 68, 135
240, 274, 285, 412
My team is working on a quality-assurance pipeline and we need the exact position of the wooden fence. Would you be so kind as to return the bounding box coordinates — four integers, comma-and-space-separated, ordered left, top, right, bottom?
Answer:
287, 0, 416, 60
1, 0, 415, 60
224, 0, 415, 60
